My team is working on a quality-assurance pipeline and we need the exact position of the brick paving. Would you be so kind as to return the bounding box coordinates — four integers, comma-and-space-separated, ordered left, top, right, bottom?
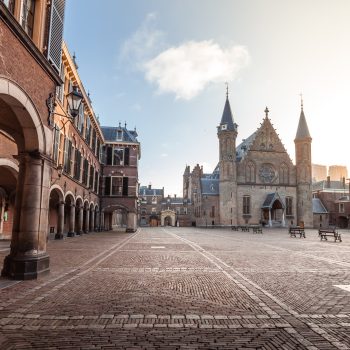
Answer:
0, 227, 350, 349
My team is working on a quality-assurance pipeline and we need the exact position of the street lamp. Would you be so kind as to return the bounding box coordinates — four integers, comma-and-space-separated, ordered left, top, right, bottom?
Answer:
47, 85, 83, 129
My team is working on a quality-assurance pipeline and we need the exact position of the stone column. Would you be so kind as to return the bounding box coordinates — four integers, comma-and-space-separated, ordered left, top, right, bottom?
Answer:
90, 209, 95, 232
95, 210, 99, 231
126, 212, 137, 233
84, 207, 89, 233
67, 204, 76, 237
268, 209, 272, 227
77, 205, 83, 235
282, 210, 286, 227
2, 152, 51, 280
55, 201, 65, 239
101, 211, 105, 231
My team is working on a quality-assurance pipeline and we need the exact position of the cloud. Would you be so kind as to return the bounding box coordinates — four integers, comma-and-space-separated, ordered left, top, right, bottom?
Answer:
160, 153, 168, 158
144, 40, 250, 100
119, 13, 165, 69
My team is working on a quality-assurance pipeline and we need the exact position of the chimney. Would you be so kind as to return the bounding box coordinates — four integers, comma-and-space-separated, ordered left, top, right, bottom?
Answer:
174, 194, 177, 198
326, 176, 330, 188
148, 183, 151, 190
342, 177, 345, 189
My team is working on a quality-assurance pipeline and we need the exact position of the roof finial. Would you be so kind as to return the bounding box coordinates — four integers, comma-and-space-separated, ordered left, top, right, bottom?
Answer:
264, 106, 269, 118
225, 82, 229, 99
124, 121, 127, 128
300, 93, 303, 111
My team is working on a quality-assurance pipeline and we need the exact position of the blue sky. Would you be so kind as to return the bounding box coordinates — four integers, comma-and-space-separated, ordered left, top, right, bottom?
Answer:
64, 0, 350, 195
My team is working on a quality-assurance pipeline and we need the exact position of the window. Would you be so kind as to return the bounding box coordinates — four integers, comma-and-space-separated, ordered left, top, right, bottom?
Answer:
152, 196, 157, 204
89, 165, 94, 188
92, 130, 97, 154
74, 150, 81, 181
94, 171, 98, 193
245, 162, 255, 183
111, 177, 123, 196
211, 206, 215, 218
124, 147, 130, 166
113, 148, 124, 165
286, 197, 293, 216
21, 0, 35, 38
104, 177, 111, 195
106, 146, 113, 165
85, 117, 91, 144
63, 138, 72, 174
176, 207, 180, 214
151, 208, 156, 213
184, 207, 188, 214
96, 139, 101, 159
141, 208, 146, 214
70, 145, 75, 176
339, 203, 345, 213
116, 129, 123, 141
58, 131, 64, 165
243, 196, 251, 215
82, 159, 89, 185
104, 176, 128, 196
280, 163, 289, 184
3, 0, 16, 14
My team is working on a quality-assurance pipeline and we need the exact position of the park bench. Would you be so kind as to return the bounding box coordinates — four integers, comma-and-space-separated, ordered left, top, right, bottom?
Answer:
289, 226, 305, 238
231, 225, 239, 231
251, 225, 263, 234
319, 227, 342, 242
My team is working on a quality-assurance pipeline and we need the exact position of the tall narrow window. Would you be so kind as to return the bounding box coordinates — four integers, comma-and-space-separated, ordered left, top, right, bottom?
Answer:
245, 162, 255, 183
211, 206, 215, 218
89, 165, 94, 188
92, 130, 97, 153
124, 147, 130, 166
74, 150, 81, 181
286, 197, 293, 216
85, 117, 91, 144
116, 129, 123, 141
122, 177, 129, 196
63, 137, 69, 173
106, 146, 113, 165
104, 177, 111, 195
52, 126, 60, 163
82, 159, 89, 185
279, 163, 289, 184
111, 177, 123, 196
69, 144, 75, 176
243, 196, 251, 215
21, 0, 35, 38
113, 147, 124, 165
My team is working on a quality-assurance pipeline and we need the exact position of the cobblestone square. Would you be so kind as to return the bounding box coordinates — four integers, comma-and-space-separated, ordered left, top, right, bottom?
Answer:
1, 227, 350, 349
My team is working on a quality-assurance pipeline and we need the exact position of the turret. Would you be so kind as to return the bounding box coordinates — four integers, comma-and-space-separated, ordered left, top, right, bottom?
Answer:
218, 86, 238, 225
294, 96, 313, 227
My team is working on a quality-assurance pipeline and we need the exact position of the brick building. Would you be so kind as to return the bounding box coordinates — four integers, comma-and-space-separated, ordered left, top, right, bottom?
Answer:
0, 1, 140, 279
139, 185, 165, 226
184, 93, 313, 228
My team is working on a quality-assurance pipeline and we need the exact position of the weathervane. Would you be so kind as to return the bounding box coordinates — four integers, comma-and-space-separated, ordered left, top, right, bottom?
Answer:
300, 93, 304, 110
225, 82, 229, 99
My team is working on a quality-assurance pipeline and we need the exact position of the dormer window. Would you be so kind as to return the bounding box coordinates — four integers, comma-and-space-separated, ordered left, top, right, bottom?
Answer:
221, 124, 227, 131
116, 129, 123, 141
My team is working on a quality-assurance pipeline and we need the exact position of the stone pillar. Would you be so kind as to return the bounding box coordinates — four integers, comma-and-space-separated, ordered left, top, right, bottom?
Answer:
55, 201, 65, 239
77, 205, 83, 235
101, 211, 105, 231
90, 209, 95, 232
126, 212, 137, 233
67, 204, 76, 237
268, 209, 272, 227
2, 152, 51, 280
84, 207, 89, 233
95, 210, 99, 231
282, 210, 286, 227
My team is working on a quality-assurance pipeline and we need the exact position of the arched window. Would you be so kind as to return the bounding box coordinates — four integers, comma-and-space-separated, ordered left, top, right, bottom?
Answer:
279, 163, 289, 184
245, 161, 255, 183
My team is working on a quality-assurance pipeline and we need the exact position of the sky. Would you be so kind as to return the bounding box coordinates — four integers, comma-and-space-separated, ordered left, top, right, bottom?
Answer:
64, 0, 350, 196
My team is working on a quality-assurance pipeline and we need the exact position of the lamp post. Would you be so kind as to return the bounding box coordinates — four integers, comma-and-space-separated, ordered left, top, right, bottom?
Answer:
47, 85, 83, 129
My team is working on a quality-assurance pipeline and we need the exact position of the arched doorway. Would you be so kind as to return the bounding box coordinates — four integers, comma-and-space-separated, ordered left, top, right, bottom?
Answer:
164, 216, 172, 226
0, 159, 18, 239
75, 197, 83, 235
65, 193, 76, 237
83, 201, 90, 233
102, 204, 137, 233
261, 192, 286, 227
48, 187, 64, 240
160, 210, 176, 227
149, 214, 159, 227
1, 78, 52, 279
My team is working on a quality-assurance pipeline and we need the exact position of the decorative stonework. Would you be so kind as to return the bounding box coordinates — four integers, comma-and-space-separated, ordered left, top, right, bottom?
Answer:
259, 164, 276, 183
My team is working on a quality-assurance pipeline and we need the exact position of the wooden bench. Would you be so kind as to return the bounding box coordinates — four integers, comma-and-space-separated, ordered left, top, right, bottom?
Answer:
289, 226, 305, 238
319, 227, 342, 242
231, 225, 239, 231
252, 225, 263, 234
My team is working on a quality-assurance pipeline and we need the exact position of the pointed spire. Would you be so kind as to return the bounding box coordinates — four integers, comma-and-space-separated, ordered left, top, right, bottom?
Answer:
219, 85, 236, 131
264, 107, 269, 118
295, 97, 311, 140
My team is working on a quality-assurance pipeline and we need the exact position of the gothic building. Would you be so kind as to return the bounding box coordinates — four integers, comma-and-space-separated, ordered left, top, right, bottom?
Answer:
184, 94, 313, 228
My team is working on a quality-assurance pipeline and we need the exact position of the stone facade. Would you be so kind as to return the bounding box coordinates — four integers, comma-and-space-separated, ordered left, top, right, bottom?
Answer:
184, 97, 313, 228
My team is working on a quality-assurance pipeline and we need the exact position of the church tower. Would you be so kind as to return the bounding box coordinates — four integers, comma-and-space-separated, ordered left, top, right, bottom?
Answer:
218, 88, 238, 225
295, 97, 313, 227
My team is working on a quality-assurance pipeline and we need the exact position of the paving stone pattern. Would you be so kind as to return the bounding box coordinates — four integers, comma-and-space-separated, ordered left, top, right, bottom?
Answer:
0, 227, 350, 349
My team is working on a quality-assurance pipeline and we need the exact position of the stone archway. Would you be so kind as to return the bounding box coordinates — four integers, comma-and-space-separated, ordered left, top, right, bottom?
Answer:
48, 186, 64, 240
161, 210, 176, 227
1, 78, 52, 279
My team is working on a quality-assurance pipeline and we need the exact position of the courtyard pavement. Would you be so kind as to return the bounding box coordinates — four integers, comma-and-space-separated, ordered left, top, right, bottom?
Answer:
0, 227, 350, 349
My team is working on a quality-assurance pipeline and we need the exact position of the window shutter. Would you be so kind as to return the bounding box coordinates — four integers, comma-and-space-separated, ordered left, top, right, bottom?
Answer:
106, 146, 112, 165
47, 0, 66, 72
122, 177, 129, 196
124, 147, 130, 166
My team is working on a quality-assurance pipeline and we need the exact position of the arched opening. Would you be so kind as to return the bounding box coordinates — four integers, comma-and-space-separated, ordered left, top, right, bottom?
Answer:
338, 216, 348, 229
48, 187, 64, 240
149, 214, 159, 227
1, 78, 51, 279
65, 194, 75, 237
101, 204, 137, 233
164, 216, 172, 226
75, 197, 83, 235
83, 201, 89, 233
0, 162, 18, 239
89, 203, 95, 232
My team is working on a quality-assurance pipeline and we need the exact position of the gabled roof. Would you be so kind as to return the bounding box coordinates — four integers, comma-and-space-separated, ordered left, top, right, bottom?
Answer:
219, 98, 237, 131
236, 132, 257, 162
261, 192, 285, 209
101, 125, 138, 143
139, 186, 163, 196
312, 198, 328, 214
295, 108, 311, 140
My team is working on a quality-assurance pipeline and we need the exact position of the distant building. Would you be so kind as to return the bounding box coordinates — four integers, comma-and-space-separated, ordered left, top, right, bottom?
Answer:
160, 195, 191, 227
139, 185, 164, 226
312, 177, 349, 228
328, 165, 348, 182
312, 164, 327, 183
184, 93, 313, 228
